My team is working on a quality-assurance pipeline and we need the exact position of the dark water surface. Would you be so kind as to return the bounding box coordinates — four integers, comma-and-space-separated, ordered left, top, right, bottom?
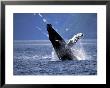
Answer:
13, 39, 97, 75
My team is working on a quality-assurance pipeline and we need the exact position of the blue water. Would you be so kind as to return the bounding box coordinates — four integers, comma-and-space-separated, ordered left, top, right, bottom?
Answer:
13, 39, 97, 75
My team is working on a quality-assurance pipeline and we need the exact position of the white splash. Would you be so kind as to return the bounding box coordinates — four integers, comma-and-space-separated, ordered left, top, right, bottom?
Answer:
38, 13, 48, 24
51, 39, 89, 61
71, 39, 88, 60
38, 13, 43, 18
72, 47, 86, 60
65, 28, 69, 31
43, 18, 47, 23
36, 13, 59, 38
36, 26, 41, 30
51, 49, 59, 61
35, 13, 49, 38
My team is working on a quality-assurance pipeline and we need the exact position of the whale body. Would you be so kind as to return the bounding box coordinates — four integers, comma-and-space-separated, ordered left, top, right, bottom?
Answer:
47, 24, 83, 60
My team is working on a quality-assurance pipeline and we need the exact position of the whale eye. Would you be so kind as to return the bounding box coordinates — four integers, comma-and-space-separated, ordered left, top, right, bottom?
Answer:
55, 40, 59, 42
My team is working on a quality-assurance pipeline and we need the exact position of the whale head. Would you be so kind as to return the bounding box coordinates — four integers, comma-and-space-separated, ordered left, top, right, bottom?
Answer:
47, 24, 66, 49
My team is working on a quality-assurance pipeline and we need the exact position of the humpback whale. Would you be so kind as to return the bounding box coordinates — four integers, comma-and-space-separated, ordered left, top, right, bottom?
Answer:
47, 24, 83, 60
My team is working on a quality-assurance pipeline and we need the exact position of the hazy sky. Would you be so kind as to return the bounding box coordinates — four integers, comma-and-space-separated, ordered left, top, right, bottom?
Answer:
14, 13, 97, 40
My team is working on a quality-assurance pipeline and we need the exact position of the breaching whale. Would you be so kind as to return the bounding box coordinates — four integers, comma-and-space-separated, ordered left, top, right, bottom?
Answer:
47, 24, 83, 60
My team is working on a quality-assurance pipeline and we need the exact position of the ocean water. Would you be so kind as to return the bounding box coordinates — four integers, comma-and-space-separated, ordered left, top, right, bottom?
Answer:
13, 39, 97, 75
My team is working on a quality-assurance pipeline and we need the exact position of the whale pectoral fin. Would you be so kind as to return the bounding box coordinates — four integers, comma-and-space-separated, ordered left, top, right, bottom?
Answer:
67, 33, 83, 47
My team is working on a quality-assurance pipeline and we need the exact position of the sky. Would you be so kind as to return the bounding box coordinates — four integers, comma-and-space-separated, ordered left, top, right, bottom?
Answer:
14, 13, 97, 40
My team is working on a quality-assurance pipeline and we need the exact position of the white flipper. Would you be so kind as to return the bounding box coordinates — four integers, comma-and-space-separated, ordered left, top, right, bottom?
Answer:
67, 33, 83, 47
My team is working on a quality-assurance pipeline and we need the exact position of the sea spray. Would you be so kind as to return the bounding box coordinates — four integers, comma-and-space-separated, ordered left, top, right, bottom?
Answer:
51, 39, 89, 61
71, 39, 87, 60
